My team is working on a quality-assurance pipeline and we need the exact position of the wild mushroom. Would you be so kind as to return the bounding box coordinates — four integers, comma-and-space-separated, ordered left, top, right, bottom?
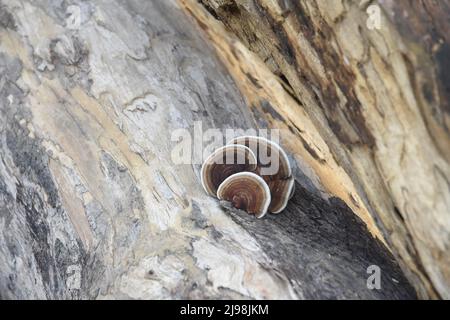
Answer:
266, 177, 295, 213
228, 136, 293, 213
289, 181, 295, 199
216, 172, 271, 218
200, 145, 257, 197
228, 135, 291, 178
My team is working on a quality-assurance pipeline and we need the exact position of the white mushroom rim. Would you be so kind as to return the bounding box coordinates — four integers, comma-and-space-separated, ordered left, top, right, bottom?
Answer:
216, 171, 271, 218
200, 144, 257, 196
228, 135, 292, 177
289, 180, 295, 200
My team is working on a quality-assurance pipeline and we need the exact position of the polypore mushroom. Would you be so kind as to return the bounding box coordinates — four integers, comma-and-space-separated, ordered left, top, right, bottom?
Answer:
228, 135, 291, 178
266, 177, 295, 213
228, 136, 293, 213
201, 145, 257, 197
217, 172, 271, 218
289, 181, 295, 199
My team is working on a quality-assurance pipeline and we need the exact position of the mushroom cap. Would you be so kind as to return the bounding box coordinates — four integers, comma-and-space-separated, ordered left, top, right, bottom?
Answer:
228, 135, 291, 178
228, 136, 293, 213
201, 145, 257, 196
266, 177, 294, 213
217, 172, 271, 218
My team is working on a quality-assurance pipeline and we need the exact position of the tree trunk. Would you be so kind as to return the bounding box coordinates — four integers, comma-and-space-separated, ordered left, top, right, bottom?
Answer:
0, 0, 447, 300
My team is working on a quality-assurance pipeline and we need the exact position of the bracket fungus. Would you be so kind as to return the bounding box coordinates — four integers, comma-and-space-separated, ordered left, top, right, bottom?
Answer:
228, 136, 292, 178
200, 145, 257, 196
217, 172, 271, 218
228, 136, 294, 213
201, 136, 295, 217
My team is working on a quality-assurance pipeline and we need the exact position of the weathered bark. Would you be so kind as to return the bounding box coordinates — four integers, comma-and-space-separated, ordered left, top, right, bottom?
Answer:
182, 0, 450, 299
0, 0, 445, 300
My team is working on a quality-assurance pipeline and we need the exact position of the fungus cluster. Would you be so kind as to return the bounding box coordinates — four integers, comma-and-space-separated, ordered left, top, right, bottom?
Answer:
201, 136, 294, 218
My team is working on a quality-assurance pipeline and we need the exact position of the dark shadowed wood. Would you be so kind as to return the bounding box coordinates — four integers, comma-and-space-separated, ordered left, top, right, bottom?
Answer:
223, 182, 416, 299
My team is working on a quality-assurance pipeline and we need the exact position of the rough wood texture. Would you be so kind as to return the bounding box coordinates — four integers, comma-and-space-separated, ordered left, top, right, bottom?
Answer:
0, 0, 444, 300
183, 0, 450, 299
